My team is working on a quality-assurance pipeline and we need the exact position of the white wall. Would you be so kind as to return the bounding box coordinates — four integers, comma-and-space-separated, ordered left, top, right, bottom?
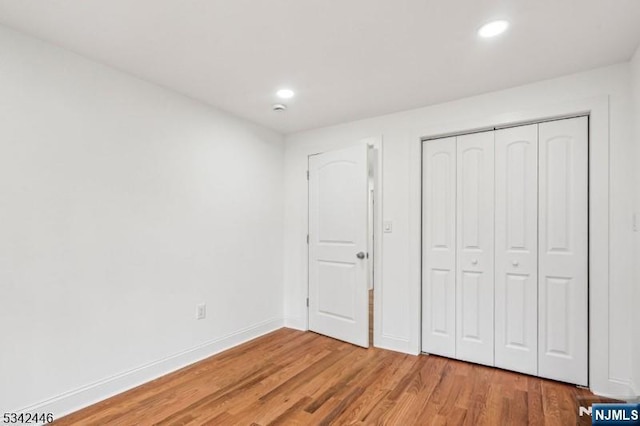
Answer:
284, 62, 637, 396
631, 44, 640, 397
0, 25, 284, 416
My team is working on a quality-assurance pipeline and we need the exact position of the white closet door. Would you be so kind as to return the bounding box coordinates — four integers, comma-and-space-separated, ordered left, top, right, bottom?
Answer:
456, 131, 495, 366
422, 137, 456, 357
494, 124, 538, 375
538, 117, 588, 386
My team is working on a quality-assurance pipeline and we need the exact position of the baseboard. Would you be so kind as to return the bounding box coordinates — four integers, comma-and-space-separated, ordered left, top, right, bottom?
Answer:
631, 381, 640, 401
591, 378, 639, 402
284, 315, 307, 331
16, 317, 284, 421
375, 333, 417, 355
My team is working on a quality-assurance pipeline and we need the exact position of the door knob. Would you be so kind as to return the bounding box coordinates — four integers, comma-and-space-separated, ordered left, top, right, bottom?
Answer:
512, 260, 519, 267
471, 259, 478, 265
356, 252, 365, 259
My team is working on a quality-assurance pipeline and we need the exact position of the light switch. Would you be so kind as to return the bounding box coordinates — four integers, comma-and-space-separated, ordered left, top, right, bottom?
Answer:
196, 303, 206, 320
384, 221, 393, 233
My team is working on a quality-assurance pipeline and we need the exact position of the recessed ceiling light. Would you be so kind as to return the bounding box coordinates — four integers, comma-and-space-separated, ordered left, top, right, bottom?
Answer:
276, 89, 295, 99
478, 20, 509, 38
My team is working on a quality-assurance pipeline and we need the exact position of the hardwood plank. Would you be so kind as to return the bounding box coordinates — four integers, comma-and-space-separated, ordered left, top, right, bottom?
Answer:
329, 353, 404, 424
266, 396, 313, 426
52, 328, 611, 426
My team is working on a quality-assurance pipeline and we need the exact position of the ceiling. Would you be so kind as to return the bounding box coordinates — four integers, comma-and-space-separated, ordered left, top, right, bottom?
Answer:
1, 1, 640, 134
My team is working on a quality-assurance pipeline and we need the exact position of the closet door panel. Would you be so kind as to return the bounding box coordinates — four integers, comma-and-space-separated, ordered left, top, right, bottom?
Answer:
538, 117, 588, 386
422, 137, 456, 356
456, 131, 494, 366
494, 124, 538, 375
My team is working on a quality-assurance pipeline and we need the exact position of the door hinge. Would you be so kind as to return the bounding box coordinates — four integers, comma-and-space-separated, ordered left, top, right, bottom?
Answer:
306, 234, 309, 244
306, 297, 309, 307
306, 170, 309, 180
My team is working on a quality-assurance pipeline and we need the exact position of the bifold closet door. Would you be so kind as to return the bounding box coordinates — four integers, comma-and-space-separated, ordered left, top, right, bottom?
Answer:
456, 131, 494, 366
494, 124, 538, 375
538, 117, 588, 386
422, 137, 456, 357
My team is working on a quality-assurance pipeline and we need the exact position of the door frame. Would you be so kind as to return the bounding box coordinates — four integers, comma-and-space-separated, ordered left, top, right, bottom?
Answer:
306, 137, 383, 347
412, 96, 634, 398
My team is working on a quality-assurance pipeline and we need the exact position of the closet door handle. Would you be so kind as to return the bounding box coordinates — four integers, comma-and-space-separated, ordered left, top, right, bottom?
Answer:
471, 259, 478, 265
512, 260, 519, 267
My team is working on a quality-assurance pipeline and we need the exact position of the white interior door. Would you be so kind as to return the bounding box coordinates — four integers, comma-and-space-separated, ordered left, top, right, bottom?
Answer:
422, 137, 457, 357
538, 117, 588, 386
456, 131, 495, 366
308, 144, 369, 348
494, 124, 539, 375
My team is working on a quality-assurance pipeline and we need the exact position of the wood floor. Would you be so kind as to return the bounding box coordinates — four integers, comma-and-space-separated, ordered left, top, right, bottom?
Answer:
54, 328, 609, 426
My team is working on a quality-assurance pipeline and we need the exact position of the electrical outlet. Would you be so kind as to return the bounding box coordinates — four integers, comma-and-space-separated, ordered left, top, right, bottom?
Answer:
196, 303, 206, 320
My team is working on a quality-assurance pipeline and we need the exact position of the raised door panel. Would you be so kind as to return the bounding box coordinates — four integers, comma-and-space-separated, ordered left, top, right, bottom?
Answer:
538, 117, 588, 386
422, 137, 456, 356
456, 131, 494, 366
494, 124, 538, 375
